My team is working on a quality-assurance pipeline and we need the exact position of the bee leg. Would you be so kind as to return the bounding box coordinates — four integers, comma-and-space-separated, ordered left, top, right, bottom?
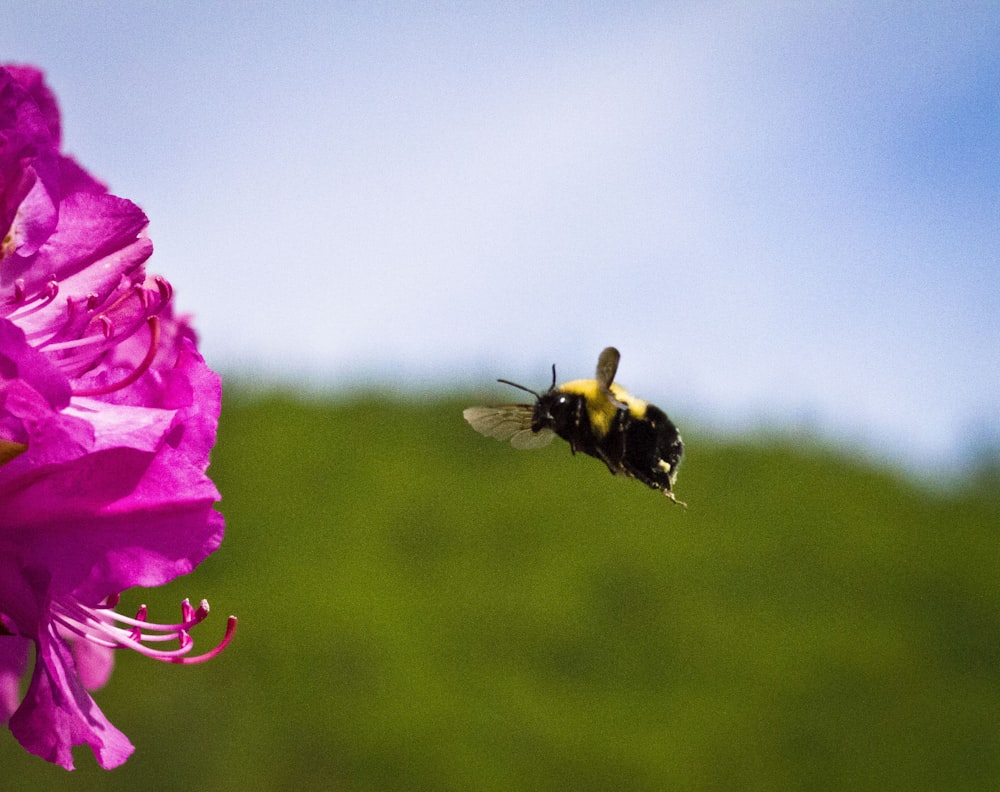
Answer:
663, 489, 687, 508
599, 455, 620, 475
568, 399, 588, 455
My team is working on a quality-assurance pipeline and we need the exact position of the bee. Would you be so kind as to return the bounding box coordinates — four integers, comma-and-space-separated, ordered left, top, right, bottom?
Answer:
463, 347, 685, 505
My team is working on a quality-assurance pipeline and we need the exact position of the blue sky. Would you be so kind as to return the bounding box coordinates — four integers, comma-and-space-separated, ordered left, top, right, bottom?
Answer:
3, 3, 998, 474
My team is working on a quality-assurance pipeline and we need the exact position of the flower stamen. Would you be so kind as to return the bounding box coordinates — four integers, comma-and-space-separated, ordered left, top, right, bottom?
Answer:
5, 277, 59, 314
52, 596, 237, 665
71, 316, 161, 397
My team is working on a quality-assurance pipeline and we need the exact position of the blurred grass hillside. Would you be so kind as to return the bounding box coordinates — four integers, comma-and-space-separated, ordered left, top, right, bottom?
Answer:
5, 391, 999, 790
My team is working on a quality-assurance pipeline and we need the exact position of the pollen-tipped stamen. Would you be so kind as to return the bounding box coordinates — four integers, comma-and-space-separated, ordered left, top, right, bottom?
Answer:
51, 596, 237, 665
6, 277, 59, 314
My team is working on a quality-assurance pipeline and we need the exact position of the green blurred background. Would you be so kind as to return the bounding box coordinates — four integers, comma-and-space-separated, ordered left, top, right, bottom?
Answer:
4, 391, 999, 790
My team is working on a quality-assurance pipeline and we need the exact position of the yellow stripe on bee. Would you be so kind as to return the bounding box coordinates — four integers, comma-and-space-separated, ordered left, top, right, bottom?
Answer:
612, 384, 649, 419
558, 379, 648, 437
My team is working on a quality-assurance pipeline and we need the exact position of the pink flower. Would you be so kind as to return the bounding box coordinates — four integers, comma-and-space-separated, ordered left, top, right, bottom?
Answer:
0, 65, 233, 769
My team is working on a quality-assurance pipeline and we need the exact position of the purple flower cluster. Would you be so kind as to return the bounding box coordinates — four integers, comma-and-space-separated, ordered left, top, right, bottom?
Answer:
0, 65, 232, 770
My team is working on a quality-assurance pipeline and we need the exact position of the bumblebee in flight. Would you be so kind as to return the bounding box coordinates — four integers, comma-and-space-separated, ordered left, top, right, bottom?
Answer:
463, 347, 685, 505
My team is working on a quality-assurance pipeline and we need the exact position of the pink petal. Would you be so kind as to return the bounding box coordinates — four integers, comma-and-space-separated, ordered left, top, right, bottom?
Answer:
9, 622, 134, 770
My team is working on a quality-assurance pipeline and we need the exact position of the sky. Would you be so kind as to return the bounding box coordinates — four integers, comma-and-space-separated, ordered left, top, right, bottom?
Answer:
2, 2, 998, 475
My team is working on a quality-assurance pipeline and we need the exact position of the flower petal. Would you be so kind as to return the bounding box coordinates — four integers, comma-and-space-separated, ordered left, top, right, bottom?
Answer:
8, 621, 133, 770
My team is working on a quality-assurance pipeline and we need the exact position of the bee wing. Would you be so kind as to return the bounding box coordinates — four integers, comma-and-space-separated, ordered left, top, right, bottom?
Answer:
596, 346, 620, 389
463, 405, 555, 449
595, 346, 629, 409
509, 426, 556, 449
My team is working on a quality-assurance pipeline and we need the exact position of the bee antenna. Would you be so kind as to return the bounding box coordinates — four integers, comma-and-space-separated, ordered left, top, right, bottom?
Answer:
550, 364, 556, 389
496, 378, 541, 400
